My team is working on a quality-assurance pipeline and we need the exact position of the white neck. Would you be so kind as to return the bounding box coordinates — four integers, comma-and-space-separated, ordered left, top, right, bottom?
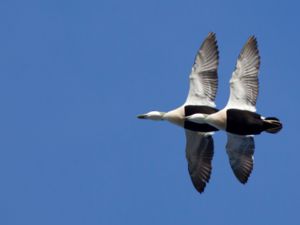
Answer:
187, 110, 227, 130
187, 113, 209, 124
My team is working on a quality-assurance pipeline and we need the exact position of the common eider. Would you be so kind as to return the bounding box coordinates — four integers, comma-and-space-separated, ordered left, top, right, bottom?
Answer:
137, 32, 219, 193
187, 36, 282, 184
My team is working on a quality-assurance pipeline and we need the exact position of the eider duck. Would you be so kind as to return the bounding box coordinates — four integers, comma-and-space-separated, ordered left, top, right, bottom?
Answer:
187, 36, 282, 183
137, 32, 219, 193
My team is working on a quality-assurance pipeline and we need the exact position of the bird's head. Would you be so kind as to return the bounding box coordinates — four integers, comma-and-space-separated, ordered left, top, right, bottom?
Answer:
137, 111, 165, 121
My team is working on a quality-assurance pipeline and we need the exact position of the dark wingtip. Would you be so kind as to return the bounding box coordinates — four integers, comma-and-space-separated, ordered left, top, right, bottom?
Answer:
203, 32, 219, 64
207, 32, 216, 38
239, 177, 249, 185
192, 181, 206, 194
232, 165, 253, 185
234, 171, 252, 185
246, 35, 257, 48
248, 35, 257, 41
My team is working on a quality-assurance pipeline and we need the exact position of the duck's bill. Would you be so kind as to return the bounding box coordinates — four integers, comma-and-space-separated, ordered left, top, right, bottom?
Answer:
137, 114, 147, 119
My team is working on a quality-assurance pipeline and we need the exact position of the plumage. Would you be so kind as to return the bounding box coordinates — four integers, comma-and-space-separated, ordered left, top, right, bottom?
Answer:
186, 35, 282, 185
224, 37, 259, 182
226, 36, 260, 112
185, 131, 214, 193
226, 109, 265, 135
184, 105, 219, 132
138, 34, 282, 192
137, 32, 219, 194
183, 33, 219, 192
226, 134, 254, 184
186, 32, 219, 107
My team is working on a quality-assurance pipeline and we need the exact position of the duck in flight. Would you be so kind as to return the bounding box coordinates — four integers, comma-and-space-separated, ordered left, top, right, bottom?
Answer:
138, 32, 220, 193
137, 33, 282, 193
187, 36, 282, 183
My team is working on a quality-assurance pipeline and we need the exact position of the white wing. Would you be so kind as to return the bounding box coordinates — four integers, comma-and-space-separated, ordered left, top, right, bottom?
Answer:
185, 32, 219, 107
226, 134, 255, 184
226, 36, 260, 112
185, 130, 214, 193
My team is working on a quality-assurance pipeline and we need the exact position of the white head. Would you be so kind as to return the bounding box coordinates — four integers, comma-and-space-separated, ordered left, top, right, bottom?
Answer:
186, 113, 208, 124
137, 111, 165, 121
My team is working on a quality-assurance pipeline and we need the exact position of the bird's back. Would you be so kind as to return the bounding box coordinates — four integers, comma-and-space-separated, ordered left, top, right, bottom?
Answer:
184, 105, 219, 132
226, 109, 264, 135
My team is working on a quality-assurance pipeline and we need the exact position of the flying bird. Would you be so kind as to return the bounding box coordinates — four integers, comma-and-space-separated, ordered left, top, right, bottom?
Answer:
137, 32, 219, 193
137, 33, 282, 193
187, 36, 282, 183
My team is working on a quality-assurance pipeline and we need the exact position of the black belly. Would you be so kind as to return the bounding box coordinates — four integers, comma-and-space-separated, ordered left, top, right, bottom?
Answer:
184, 105, 219, 132
226, 109, 264, 135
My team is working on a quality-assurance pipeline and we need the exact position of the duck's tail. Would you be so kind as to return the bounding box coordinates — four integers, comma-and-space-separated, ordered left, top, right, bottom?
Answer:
263, 117, 282, 134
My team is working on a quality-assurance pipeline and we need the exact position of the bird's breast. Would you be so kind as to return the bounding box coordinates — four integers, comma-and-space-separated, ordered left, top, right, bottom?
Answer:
206, 109, 227, 130
164, 107, 185, 127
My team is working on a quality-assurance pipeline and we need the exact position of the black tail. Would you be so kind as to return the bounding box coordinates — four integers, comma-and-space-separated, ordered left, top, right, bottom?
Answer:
263, 117, 282, 134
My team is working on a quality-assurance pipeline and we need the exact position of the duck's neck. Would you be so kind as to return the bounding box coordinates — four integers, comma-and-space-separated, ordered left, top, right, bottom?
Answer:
163, 107, 185, 127
188, 110, 227, 131
205, 110, 227, 130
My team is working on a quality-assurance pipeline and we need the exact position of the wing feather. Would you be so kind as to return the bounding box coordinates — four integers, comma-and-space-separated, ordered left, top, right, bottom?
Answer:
185, 32, 219, 106
226, 36, 260, 111
226, 134, 255, 184
185, 130, 214, 193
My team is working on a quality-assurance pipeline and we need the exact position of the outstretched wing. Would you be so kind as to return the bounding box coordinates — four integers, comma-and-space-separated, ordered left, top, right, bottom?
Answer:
185, 130, 214, 193
226, 134, 255, 184
185, 32, 219, 107
226, 36, 260, 112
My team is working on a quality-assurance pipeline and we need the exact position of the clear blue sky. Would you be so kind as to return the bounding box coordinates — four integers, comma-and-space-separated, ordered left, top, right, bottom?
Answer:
0, 0, 298, 224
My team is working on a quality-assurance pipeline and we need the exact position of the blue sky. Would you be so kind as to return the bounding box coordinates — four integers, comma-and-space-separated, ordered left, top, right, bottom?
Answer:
0, 0, 299, 224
